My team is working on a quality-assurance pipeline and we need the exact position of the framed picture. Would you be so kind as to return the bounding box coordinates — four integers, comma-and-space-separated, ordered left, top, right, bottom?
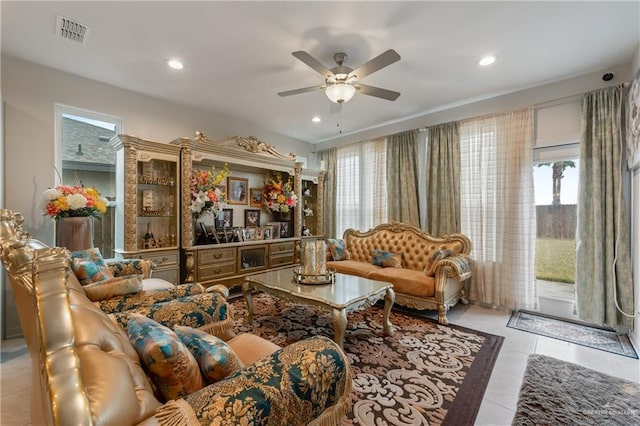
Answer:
227, 177, 248, 205
279, 221, 289, 238
250, 187, 263, 207
244, 209, 261, 227
215, 208, 233, 229
267, 222, 280, 239
263, 225, 273, 240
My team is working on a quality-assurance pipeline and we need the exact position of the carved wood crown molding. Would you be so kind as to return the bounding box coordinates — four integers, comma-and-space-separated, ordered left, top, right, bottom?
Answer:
194, 131, 297, 161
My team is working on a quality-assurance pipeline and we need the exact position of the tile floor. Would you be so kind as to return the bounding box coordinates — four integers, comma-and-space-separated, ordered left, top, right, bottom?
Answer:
1, 303, 639, 426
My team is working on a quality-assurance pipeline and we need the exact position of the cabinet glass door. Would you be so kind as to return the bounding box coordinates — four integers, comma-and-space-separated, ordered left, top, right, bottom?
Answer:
302, 179, 319, 236
137, 159, 178, 250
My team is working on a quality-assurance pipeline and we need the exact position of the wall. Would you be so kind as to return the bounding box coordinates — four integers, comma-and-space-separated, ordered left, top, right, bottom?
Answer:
1, 55, 312, 338
313, 64, 633, 153
2, 55, 312, 246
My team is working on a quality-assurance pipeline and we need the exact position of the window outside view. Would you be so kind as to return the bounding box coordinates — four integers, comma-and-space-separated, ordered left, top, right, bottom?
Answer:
533, 159, 579, 293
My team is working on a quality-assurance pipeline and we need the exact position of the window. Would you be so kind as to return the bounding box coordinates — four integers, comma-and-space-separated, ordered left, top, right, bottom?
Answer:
335, 139, 387, 235
55, 104, 123, 256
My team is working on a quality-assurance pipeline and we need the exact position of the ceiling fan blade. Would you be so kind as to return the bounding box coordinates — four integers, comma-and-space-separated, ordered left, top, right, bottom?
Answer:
357, 84, 401, 101
292, 51, 335, 78
348, 49, 401, 80
278, 85, 326, 97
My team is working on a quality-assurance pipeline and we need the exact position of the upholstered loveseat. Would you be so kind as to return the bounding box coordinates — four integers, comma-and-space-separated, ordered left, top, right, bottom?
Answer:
0, 210, 353, 425
327, 222, 473, 324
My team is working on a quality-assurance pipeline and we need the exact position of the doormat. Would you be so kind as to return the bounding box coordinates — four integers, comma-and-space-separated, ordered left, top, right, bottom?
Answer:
507, 310, 638, 359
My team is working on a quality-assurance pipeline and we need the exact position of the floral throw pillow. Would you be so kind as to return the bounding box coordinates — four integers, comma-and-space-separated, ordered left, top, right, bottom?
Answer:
174, 325, 242, 384
424, 249, 453, 277
127, 314, 204, 402
70, 248, 114, 285
82, 274, 143, 302
371, 249, 403, 268
327, 238, 351, 261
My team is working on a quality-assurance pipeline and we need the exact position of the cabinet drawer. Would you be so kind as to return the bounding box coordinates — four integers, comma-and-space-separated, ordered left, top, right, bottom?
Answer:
141, 251, 179, 268
269, 254, 295, 268
269, 241, 295, 255
198, 262, 237, 280
200, 247, 236, 264
152, 268, 179, 285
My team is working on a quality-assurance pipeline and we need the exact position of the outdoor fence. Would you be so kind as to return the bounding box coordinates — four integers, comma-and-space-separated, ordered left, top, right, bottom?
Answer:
536, 204, 576, 239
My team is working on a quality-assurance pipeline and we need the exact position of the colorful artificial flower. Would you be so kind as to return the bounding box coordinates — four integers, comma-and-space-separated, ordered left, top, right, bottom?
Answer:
263, 172, 297, 213
190, 164, 230, 216
41, 185, 108, 220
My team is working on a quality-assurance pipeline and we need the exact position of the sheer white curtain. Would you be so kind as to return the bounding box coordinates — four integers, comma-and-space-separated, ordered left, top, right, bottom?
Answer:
335, 139, 387, 236
460, 109, 537, 310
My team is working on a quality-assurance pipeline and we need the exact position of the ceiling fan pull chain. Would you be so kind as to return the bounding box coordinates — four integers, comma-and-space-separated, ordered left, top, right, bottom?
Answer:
338, 103, 343, 134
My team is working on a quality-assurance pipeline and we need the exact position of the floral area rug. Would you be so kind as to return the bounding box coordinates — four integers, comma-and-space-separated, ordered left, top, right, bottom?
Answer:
229, 293, 504, 425
507, 310, 638, 359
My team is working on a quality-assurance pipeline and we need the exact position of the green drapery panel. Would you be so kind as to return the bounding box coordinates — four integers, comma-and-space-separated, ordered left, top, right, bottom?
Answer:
317, 148, 338, 238
576, 86, 634, 328
386, 130, 420, 226
426, 121, 461, 235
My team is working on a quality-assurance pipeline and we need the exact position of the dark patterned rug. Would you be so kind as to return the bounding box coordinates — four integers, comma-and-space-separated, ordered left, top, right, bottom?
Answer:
507, 310, 638, 359
229, 293, 504, 425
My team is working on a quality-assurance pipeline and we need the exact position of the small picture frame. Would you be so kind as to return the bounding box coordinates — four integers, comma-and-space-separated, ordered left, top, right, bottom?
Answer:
279, 221, 289, 238
267, 222, 280, 239
263, 225, 273, 240
227, 177, 248, 205
233, 227, 244, 242
244, 209, 260, 227
250, 187, 263, 208
255, 227, 265, 240
215, 208, 233, 229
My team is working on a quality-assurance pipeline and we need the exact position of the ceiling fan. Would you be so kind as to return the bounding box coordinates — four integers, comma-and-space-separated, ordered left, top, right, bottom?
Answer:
278, 49, 401, 104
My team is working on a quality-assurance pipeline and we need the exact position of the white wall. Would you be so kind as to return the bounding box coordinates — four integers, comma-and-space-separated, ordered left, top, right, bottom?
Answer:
313, 64, 633, 153
2, 55, 312, 246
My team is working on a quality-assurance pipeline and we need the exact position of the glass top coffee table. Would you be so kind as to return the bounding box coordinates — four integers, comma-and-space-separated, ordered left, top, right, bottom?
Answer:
242, 267, 395, 349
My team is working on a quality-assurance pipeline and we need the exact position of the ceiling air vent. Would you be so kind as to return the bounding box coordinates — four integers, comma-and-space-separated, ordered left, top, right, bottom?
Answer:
55, 15, 89, 45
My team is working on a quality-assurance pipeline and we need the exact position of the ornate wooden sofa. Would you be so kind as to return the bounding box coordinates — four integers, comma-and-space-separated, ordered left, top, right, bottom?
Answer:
327, 222, 473, 324
0, 209, 353, 425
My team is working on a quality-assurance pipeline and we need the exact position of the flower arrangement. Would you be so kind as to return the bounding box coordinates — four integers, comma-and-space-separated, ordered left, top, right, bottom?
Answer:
190, 163, 230, 216
263, 172, 297, 213
41, 185, 108, 220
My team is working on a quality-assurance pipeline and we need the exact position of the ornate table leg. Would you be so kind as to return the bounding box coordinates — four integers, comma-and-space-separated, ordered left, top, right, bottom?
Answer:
382, 288, 396, 336
242, 281, 254, 324
332, 308, 347, 349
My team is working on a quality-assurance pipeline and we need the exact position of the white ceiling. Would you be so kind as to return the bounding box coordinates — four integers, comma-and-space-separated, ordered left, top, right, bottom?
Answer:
2, 1, 639, 144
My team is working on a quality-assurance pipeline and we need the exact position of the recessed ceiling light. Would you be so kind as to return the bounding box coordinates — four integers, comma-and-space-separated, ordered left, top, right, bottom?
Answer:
167, 59, 184, 70
311, 116, 321, 123
478, 55, 497, 66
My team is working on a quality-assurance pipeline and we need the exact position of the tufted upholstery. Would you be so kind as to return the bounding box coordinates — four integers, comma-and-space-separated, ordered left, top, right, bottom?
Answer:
0, 209, 353, 426
328, 222, 473, 324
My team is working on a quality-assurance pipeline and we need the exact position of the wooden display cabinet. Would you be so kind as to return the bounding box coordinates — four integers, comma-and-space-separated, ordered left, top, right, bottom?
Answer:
111, 134, 181, 283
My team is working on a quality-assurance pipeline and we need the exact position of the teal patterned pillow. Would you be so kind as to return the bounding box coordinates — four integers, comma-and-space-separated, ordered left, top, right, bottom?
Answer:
424, 248, 453, 276
70, 248, 114, 285
174, 325, 242, 384
371, 249, 403, 268
327, 238, 351, 261
127, 314, 204, 401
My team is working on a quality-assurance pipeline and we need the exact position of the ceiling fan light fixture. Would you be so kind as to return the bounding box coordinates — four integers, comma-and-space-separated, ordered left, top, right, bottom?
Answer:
325, 83, 356, 103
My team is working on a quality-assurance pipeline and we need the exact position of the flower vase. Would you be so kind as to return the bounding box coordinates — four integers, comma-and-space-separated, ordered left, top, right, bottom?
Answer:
196, 210, 216, 228
56, 216, 94, 252
274, 211, 291, 222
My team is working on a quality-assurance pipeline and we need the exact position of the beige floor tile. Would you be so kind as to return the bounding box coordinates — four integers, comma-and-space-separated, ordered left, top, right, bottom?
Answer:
474, 399, 515, 426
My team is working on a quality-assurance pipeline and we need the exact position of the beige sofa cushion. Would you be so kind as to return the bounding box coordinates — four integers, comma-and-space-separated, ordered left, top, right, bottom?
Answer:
367, 268, 436, 298
226, 333, 281, 366
327, 260, 381, 278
